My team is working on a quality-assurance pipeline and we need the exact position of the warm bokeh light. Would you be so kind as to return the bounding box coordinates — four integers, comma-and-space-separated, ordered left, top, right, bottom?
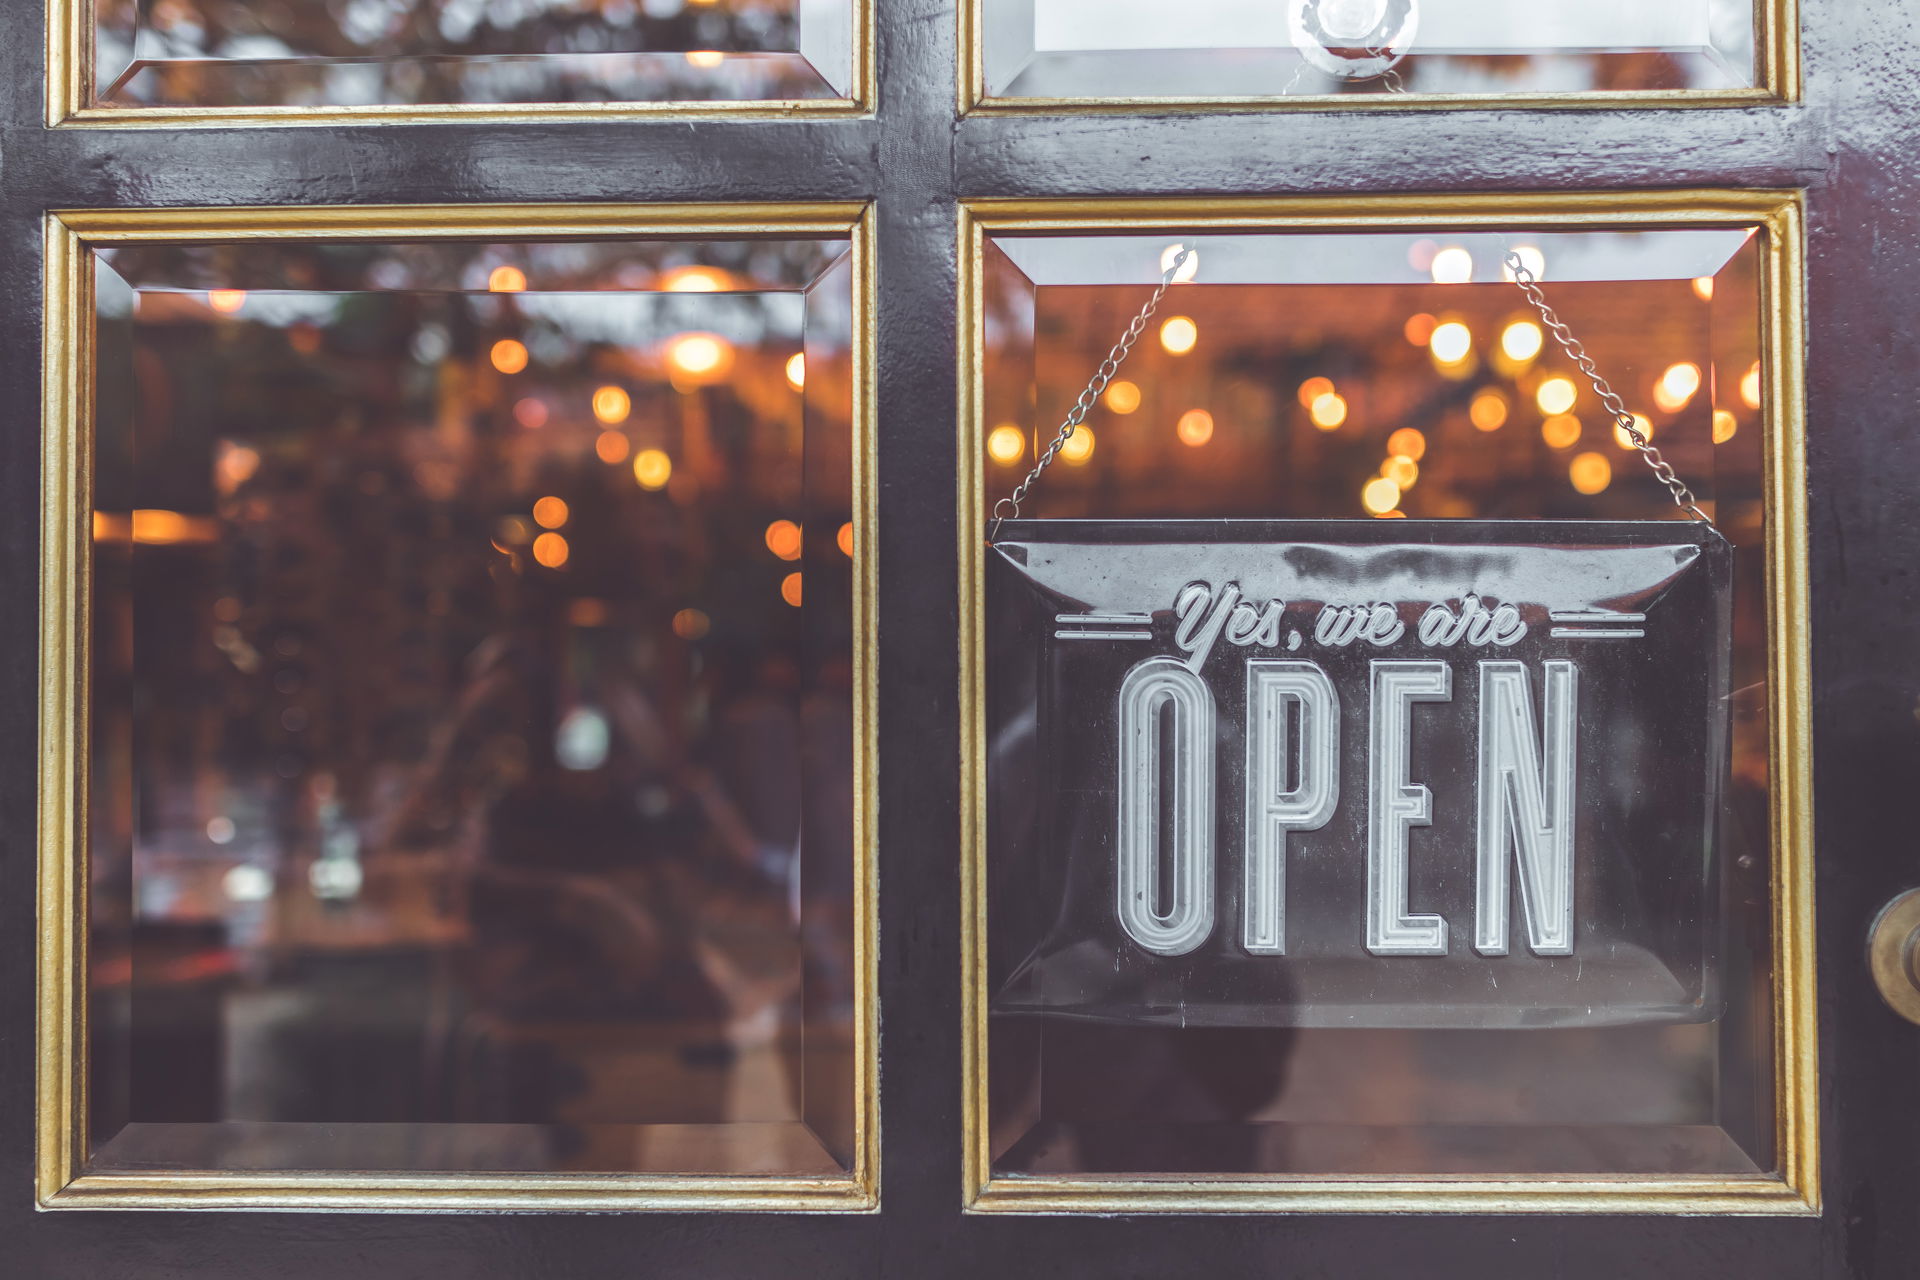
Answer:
1361, 477, 1402, 515
1176, 408, 1215, 447
1381, 455, 1419, 489
780, 572, 803, 607
1161, 243, 1200, 283
215, 441, 261, 493
1297, 376, 1335, 408
1385, 427, 1426, 461
764, 519, 803, 561
1159, 316, 1198, 355
532, 532, 569, 569
1541, 414, 1582, 449
1535, 376, 1578, 416
986, 424, 1026, 465
1692, 276, 1715, 301
1500, 319, 1544, 362
207, 289, 247, 314
592, 385, 631, 424
532, 496, 569, 530
1614, 414, 1654, 450
1429, 246, 1474, 284
1428, 321, 1472, 364
1654, 361, 1703, 412
1469, 389, 1509, 432
671, 608, 711, 640
595, 430, 631, 464
1740, 360, 1763, 409
1308, 392, 1348, 430
785, 352, 807, 391
632, 448, 673, 490
131, 509, 218, 545
665, 332, 733, 381
490, 338, 529, 375
1569, 451, 1613, 495
1503, 244, 1547, 280
837, 522, 855, 557
660, 266, 729, 293
1713, 409, 1739, 444
1403, 313, 1437, 347
686, 50, 725, 69
487, 265, 527, 293
1103, 379, 1142, 414
1058, 426, 1096, 464
512, 397, 547, 429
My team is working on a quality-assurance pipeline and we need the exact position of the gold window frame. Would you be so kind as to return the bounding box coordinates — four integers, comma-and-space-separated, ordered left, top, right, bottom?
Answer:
956, 190, 1814, 1215
49, 1, 873, 127
959, 0, 1800, 114
38, 201, 879, 1212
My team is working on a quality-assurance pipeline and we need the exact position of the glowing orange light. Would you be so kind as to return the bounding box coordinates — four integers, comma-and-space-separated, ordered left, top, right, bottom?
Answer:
1297, 376, 1335, 408
1740, 360, 1762, 409
1712, 409, 1739, 444
686, 50, 725, 69
765, 519, 803, 561
1158, 316, 1198, 355
1500, 320, 1543, 362
837, 522, 854, 557
1403, 313, 1438, 347
532, 532, 569, 568
986, 424, 1025, 465
672, 608, 711, 640
633, 449, 673, 490
487, 265, 527, 293
1469, 389, 1509, 432
130, 509, 213, 545
1535, 376, 1578, 416
595, 431, 631, 464
1569, 451, 1613, 495
512, 397, 548, 429
1058, 427, 1095, 464
490, 339, 529, 375
1377, 509, 1408, 519
592, 385, 631, 424
1361, 477, 1402, 516
781, 572, 803, 607
215, 441, 261, 493
532, 496, 569, 530
207, 289, 247, 314
1103, 379, 1142, 415
1653, 361, 1702, 412
1614, 414, 1655, 450
660, 266, 729, 293
1429, 321, 1472, 364
665, 332, 733, 382
1309, 393, 1347, 430
1541, 414, 1582, 449
1691, 276, 1715, 301
1176, 408, 1214, 447
785, 352, 807, 390
1386, 427, 1426, 461
1381, 455, 1419, 489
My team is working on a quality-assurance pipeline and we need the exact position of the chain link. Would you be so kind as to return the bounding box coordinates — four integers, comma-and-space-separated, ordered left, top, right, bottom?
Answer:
1503, 250, 1710, 522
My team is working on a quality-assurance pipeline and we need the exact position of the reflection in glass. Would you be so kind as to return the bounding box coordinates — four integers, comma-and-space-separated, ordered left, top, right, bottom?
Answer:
981, 227, 1775, 1178
93, 0, 855, 109
88, 237, 858, 1176
982, 0, 1760, 100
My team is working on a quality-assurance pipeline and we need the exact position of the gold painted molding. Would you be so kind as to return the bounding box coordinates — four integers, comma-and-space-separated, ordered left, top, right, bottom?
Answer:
955, 190, 1815, 1216
38, 201, 879, 1212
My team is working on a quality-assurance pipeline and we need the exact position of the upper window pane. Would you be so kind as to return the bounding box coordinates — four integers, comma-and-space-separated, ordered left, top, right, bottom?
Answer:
977, 0, 1770, 104
89, 0, 858, 113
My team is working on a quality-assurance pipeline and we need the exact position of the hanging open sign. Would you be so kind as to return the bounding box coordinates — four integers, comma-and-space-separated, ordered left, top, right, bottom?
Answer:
985, 519, 1732, 1029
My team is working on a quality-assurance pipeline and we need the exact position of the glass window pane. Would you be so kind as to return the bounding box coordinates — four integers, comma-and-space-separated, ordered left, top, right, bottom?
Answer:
980, 0, 1765, 102
976, 223, 1782, 1182
91, 0, 856, 111
86, 233, 862, 1178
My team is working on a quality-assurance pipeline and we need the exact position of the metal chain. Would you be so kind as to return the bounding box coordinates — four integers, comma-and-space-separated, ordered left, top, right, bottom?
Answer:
990, 245, 1192, 538
1503, 250, 1710, 522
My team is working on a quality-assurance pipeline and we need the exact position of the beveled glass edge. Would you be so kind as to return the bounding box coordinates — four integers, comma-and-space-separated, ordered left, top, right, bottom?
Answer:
37, 201, 880, 1213
958, 0, 1801, 114
48, 0, 874, 128
955, 190, 1816, 1216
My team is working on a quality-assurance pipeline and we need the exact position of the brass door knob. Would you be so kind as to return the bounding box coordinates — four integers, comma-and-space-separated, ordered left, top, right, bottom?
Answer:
1869, 888, 1920, 1024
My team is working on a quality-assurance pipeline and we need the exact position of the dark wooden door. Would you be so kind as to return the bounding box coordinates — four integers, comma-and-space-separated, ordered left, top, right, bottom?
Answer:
3, 0, 1916, 1276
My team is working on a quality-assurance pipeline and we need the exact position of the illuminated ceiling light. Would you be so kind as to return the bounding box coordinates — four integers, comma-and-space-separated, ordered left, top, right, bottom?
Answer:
665, 331, 734, 383
592, 385, 631, 424
661, 265, 730, 293
781, 572, 803, 607
786, 352, 807, 390
986, 424, 1026, 465
1176, 408, 1215, 447
686, 50, 725, 69
1740, 360, 1762, 409
837, 522, 854, 557
490, 338, 529, 375
595, 431, 631, 464
1297, 376, 1335, 408
1308, 392, 1348, 430
1428, 321, 1472, 364
207, 289, 247, 314
1535, 376, 1578, 416
532, 496, 569, 529
1403, 313, 1437, 346
672, 608, 711, 640
512, 397, 548, 429
1361, 476, 1402, 516
1614, 414, 1655, 450
1103, 379, 1142, 414
765, 519, 804, 562
1712, 409, 1739, 444
1692, 276, 1715, 301
1469, 389, 1509, 432
633, 448, 673, 490
532, 532, 570, 569
1158, 316, 1198, 355
1541, 414, 1582, 449
1500, 320, 1544, 363
1429, 246, 1474, 285
487, 265, 527, 293
1058, 426, 1096, 464
1160, 243, 1200, 283
1381, 455, 1419, 489
1386, 427, 1426, 461
1502, 245, 1547, 281
1654, 361, 1703, 412
1569, 451, 1613, 495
